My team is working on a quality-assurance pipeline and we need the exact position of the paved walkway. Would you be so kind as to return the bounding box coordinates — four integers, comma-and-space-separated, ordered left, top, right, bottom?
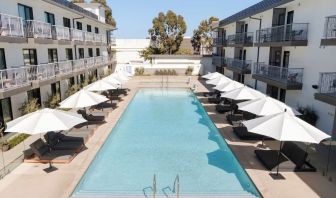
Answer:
0, 76, 334, 198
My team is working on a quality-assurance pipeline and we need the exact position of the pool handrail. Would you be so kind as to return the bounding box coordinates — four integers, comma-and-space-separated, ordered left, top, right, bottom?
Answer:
172, 174, 180, 198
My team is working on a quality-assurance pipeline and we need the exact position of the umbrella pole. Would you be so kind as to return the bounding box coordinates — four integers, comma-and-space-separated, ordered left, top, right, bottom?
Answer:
84, 107, 88, 129
276, 141, 283, 176
325, 140, 332, 176
1, 149, 5, 177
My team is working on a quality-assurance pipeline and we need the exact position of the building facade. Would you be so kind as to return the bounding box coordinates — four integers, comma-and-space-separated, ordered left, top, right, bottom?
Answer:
212, 0, 336, 136
0, 0, 116, 130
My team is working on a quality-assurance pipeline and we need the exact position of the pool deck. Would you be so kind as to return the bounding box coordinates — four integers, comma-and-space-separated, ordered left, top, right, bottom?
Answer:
0, 76, 335, 198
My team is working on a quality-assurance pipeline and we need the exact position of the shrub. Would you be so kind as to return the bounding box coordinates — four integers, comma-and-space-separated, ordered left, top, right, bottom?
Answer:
185, 66, 194, 75
19, 98, 40, 115
297, 105, 319, 126
154, 69, 177, 76
7, 134, 30, 149
66, 84, 80, 97
44, 93, 60, 109
89, 75, 97, 84
135, 67, 145, 76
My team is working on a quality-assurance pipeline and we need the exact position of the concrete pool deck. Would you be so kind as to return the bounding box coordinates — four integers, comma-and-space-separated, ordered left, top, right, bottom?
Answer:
0, 76, 335, 198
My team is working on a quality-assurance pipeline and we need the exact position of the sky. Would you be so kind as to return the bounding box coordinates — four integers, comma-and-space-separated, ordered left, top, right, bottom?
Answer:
107, 0, 260, 39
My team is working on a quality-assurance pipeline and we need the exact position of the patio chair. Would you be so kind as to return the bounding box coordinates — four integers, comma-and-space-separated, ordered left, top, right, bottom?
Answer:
45, 131, 84, 144
44, 132, 84, 152
233, 126, 272, 140
77, 109, 105, 122
226, 113, 243, 125
29, 138, 76, 163
288, 73, 298, 83
216, 103, 236, 114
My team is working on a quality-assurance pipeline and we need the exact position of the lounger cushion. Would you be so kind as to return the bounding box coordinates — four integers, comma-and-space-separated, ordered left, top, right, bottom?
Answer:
282, 142, 307, 168
255, 150, 288, 170
29, 139, 50, 158
233, 126, 273, 140
216, 104, 233, 113
52, 141, 83, 151
39, 150, 75, 161
226, 114, 243, 125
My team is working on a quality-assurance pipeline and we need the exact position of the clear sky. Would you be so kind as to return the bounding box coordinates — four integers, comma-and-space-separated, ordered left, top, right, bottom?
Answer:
107, 0, 260, 39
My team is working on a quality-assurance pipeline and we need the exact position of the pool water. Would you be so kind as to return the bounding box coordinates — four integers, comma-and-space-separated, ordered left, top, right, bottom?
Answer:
72, 89, 260, 197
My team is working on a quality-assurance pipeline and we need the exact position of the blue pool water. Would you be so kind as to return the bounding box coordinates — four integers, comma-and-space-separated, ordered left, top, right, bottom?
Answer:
72, 89, 260, 197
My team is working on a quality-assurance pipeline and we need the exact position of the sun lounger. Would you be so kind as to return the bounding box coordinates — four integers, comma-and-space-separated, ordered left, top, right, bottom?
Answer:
77, 109, 105, 122
226, 114, 244, 125
216, 104, 236, 114
64, 130, 94, 143
255, 149, 288, 170
44, 132, 83, 152
28, 139, 76, 163
45, 131, 84, 144
233, 126, 272, 140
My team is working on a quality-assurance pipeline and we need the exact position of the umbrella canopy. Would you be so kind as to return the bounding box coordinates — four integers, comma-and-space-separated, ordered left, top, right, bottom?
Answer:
5, 108, 86, 134
206, 76, 232, 86
102, 76, 122, 86
84, 79, 117, 91
111, 72, 129, 82
215, 81, 244, 92
238, 96, 300, 116
59, 89, 109, 109
202, 72, 223, 79
117, 69, 133, 77
220, 86, 265, 101
242, 111, 330, 143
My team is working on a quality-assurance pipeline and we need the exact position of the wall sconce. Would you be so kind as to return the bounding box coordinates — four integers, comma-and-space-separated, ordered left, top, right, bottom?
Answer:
312, 85, 319, 89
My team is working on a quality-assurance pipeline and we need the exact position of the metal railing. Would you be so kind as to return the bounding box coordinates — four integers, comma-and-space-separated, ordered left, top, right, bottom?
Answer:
50, 0, 98, 20
253, 63, 304, 85
172, 174, 180, 198
0, 13, 25, 37
153, 174, 157, 198
226, 58, 252, 72
84, 32, 94, 42
52, 25, 70, 40
71, 29, 84, 42
256, 23, 308, 44
212, 56, 226, 66
213, 37, 226, 46
26, 20, 52, 39
227, 32, 254, 45
323, 16, 336, 39
0, 56, 110, 91
93, 33, 102, 43
317, 72, 336, 94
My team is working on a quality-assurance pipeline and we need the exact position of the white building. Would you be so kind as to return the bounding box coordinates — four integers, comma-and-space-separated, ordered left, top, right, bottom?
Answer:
212, 0, 336, 136
0, 0, 116, 127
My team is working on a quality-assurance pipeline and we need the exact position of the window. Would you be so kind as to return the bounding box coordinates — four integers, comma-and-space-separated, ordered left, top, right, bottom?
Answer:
63, 17, 71, 28
51, 81, 61, 100
78, 48, 84, 59
96, 48, 100, 56
65, 48, 73, 60
44, 12, 55, 25
0, 98, 13, 134
87, 25, 92, 32
27, 88, 41, 107
287, 11, 294, 24
95, 27, 99, 34
69, 77, 75, 86
0, 49, 6, 70
283, 51, 290, 68
48, 49, 58, 63
76, 21, 82, 30
23, 49, 37, 65
18, 4, 33, 21
88, 48, 93, 57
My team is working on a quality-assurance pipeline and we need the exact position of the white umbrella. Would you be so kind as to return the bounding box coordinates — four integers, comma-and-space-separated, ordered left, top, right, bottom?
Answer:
59, 89, 109, 109
220, 86, 265, 101
202, 72, 223, 79
216, 81, 244, 92
84, 79, 117, 91
5, 108, 86, 134
206, 76, 232, 86
242, 110, 330, 175
117, 69, 133, 77
111, 72, 129, 82
102, 76, 122, 86
238, 96, 301, 116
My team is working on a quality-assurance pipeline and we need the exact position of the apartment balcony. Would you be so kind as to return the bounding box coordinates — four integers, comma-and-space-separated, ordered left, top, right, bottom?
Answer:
314, 72, 336, 106
227, 32, 253, 47
52, 25, 71, 45
26, 20, 53, 44
255, 23, 308, 47
0, 56, 110, 98
321, 16, 336, 46
252, 63, 303, 90
213, 37, 227, 47
84, 32, 94, 44
71, 29, 84, 44
226, 58, 252, 74
0, 12, 26, 43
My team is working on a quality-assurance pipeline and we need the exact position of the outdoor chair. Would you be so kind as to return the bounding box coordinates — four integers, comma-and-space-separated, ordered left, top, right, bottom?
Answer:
233, 126, 272, 140
29, 138, 76, 163
288, 73, 298, 83
45, 131, 85, 144
216, 103, 236, 114
77, 109, 105, 122
44, 132, 84, 152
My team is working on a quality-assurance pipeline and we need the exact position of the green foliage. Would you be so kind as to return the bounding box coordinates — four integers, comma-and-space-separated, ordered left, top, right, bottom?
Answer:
72, 0, 85, 3
139, 47, 158, 63
191, 16, 219, 54
175, 48, 192, 55
154, 69, 177, 76
135, 67, 145, 76
19, 98, 40, 115
66, 84, 80, 97
297, 105, 319, 126
90, 0, 116, 27
44, 93, 60, 109
185, 66, 194, 75
7, 134, 30, 149
89, 75, 97, 84
148, 10, 187, 55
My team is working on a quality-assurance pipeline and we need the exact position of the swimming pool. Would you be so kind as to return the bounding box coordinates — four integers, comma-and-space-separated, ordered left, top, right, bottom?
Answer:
72, 89, 260, 197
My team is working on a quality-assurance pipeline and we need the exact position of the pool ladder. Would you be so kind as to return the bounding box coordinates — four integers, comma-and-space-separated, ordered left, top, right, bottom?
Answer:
151, 174, 180, 198
161, 76, 169, 88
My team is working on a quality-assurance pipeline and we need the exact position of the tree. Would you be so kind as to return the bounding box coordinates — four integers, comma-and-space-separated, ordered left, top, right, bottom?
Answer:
148, 10, 187, 54
191, 16, 219, 54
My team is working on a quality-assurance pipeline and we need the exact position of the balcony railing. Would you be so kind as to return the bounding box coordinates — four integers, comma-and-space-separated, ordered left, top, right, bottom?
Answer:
26, 20, 52, 39
227, 32, 254, 46
52, 25, 70, 40
253, 63, 303, 87
226, 58, 252, 73
212, 56, 226, 66
0, 56, 109, 91
317, 72, 336, 94
0, 13, 25, 37
93, 34, 102, 43
323, 16, 336, 39
71, 29, 84, 42
213, 37, 226, 46
256, 23, 308, 44
84, 32, 94, 42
